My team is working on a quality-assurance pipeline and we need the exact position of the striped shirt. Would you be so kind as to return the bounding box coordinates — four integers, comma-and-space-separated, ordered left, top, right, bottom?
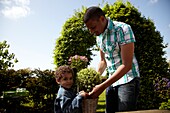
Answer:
96, 18, 140, 87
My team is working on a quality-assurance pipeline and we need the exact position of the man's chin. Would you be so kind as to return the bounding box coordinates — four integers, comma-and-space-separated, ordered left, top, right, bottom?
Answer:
94, 33, 100, 36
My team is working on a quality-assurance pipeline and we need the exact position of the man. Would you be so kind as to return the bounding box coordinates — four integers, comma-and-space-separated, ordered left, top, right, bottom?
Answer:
83, 6, 140, 112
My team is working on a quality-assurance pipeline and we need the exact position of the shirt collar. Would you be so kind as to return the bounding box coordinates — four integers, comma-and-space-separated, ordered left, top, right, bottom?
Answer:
100, 18, 115, 37
107, 18, 114, 31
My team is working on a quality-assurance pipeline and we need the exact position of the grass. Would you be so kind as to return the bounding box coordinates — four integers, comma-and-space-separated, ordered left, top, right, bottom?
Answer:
96, 90, 106, 113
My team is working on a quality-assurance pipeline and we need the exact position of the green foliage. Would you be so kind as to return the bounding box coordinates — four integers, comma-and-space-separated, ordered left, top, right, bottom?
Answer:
0, 69, 22, 94
159, 99, 170, 110
102, 1, 169, 109
0, 68, 58, 112
154, 78, 170, 100
53, 8, 96, 67
25, 69, 58, 108
154, 77, 170, 109
77, 68, 102, 92
0, 40, 18, 70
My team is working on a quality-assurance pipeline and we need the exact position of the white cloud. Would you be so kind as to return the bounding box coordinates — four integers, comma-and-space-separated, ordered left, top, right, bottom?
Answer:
14, 0, 30, 6
150, 0, 159, 3
0, 0, 12, 5
1, 6, 30, 19
0, 0, 31, 20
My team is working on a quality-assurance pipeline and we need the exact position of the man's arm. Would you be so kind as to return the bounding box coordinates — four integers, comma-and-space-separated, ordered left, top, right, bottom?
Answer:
102, 43, 134, 86
89, 43, 134, 98
97, 49, 107, 75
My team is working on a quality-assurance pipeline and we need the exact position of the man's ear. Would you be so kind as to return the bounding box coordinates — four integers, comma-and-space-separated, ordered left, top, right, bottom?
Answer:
99, 16, 105, 22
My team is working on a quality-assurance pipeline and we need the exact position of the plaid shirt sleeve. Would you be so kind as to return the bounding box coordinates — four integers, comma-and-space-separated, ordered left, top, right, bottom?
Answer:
117, 24, 136, 45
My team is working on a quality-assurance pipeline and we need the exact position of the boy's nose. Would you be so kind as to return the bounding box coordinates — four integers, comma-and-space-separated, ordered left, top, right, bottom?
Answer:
68, 79, 73, 82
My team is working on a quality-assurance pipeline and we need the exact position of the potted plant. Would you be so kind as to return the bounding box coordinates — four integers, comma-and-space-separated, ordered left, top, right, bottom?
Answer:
77, 68, 102, 113
68, 55, 89, 92
68, 55, 88, 72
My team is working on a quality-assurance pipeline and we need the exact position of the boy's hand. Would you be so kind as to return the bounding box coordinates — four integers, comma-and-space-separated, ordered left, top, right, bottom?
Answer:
79, 91, 89, 99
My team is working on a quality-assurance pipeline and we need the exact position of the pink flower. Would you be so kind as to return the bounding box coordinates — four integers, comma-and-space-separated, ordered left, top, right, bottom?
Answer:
69, 55, 88, 62
68, 55, 88, 72
79, 56, 88, 62
68, 57, 72, 61
74, 55, 78, 60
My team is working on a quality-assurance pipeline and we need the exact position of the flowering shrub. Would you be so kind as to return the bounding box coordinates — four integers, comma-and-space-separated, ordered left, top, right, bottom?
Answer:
154, 77, 170, 100
68, 55, 88, 72
154, 77, 170, 109
77, 68, 101, 93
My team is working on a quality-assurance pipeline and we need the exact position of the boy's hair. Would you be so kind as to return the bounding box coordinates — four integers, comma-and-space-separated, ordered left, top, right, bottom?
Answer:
83, 6, 105, 23
55, 65, 74, 81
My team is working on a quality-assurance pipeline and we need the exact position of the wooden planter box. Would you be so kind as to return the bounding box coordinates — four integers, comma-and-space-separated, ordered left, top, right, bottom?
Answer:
116, 110, 170, 113
82, 98, 98, 113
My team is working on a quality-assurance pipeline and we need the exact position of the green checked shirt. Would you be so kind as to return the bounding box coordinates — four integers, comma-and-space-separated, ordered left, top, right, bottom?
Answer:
97, 18, 140, 87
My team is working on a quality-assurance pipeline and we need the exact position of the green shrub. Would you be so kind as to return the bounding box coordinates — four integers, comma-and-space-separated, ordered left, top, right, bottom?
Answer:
159, 99, 170, 110
154, 77, 170, 109
77, 68, 102, 92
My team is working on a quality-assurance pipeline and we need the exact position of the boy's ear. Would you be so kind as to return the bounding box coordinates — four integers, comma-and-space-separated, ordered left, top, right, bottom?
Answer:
56, 79, 60, 84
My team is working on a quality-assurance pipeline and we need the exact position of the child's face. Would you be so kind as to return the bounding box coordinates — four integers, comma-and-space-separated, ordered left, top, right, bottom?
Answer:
58, 73, 73, 89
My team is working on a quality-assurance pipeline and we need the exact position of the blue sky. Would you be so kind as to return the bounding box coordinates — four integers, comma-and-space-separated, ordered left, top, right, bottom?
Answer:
0, 0, 170, 70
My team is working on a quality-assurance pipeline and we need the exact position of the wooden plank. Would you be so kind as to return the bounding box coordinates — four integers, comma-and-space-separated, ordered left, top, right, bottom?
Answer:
116, 110, 170, 113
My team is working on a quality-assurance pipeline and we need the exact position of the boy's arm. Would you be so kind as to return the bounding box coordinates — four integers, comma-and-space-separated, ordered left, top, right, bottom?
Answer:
61, 94, 84, 113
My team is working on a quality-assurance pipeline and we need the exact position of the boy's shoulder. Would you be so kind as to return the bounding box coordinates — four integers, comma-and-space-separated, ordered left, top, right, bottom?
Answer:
57, 86, 67, 97
57, 86, 76, 98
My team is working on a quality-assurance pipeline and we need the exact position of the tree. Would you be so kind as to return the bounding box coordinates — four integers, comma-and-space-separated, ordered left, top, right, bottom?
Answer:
53, 8, 96, 67
102, 1, 169, 109
0, 40, 18, 70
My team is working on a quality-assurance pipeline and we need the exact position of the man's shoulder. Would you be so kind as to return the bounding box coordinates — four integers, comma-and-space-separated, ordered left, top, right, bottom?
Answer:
112, 21, 130, 32
113, 21, 127, 27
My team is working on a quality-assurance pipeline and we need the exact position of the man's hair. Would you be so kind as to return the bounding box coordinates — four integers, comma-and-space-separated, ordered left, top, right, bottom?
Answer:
55, 65, 74, 81
83, 6, 105, 23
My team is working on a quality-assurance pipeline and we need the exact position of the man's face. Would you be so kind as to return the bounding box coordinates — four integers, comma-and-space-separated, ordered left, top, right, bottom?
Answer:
85, 17, 105, 36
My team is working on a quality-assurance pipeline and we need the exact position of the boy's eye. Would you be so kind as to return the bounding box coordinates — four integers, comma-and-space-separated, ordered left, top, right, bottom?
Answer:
63, 78, 68, 81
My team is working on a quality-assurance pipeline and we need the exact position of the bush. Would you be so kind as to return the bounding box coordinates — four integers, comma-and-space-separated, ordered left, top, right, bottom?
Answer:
77, 68, 102, 92
159, 99, 170, 110
154, 77, 170, 109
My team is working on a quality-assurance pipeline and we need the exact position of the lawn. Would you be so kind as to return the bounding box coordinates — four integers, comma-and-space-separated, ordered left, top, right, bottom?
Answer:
96, 90, 106, 113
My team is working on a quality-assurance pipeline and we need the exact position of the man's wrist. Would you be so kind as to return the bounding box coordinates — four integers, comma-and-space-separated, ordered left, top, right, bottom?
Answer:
101, 81, 108, 90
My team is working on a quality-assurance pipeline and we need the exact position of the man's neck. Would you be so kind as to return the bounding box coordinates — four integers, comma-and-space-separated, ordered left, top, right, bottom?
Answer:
104, 18, 108, 31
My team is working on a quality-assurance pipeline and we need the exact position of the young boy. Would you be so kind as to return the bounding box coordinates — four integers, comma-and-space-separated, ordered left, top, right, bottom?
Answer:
54, 65, 88, 113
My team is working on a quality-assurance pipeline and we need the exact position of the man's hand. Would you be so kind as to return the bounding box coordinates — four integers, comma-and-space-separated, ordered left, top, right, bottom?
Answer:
89, 84, 105, 98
